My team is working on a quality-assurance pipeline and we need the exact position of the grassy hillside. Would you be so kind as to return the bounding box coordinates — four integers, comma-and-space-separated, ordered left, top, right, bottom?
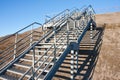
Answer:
93, 12, 120, 80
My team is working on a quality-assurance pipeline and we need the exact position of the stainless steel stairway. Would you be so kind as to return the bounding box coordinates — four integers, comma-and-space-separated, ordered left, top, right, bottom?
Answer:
0, 5, 96, 80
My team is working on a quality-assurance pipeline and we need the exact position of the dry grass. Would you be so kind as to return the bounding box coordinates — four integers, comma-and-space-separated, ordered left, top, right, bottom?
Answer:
93, 13, 120, 80
95, 12, 120, 24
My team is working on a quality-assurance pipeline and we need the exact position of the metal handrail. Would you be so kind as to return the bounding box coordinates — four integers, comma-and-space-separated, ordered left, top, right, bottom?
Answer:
33, 24, 68, 79
0, 7, 70, 73
44, 9, 69, 24
0, 22, 43, 71
19, 36, 53, 80
0, 22, 42, 43
0, 30, 40, 59
19, 14, 70, 80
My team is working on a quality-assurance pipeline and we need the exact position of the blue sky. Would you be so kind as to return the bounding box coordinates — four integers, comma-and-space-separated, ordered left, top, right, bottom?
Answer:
0, 0, 120, 36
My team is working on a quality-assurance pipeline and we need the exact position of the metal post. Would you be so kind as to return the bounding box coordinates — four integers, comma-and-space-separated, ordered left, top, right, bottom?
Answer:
71, 50, 74, 80
42, 25, 45, 43
66, 9, 69, 18
78, 20, 80, 27
74, 50, 78, 74
74, 20, 76, 30
54, 26, 56, 63
90, 23, 93, 39
70, 42, 79, 80
32, 48, 35, 80
30, 25, 33, 46
82, 16, 85, 29
90, 22, 93, 55
75, 20, 79, 38
14, 33, 18, 59
76, 20, 79, 28
45, 26, 47, 42
67, 20, 69, 46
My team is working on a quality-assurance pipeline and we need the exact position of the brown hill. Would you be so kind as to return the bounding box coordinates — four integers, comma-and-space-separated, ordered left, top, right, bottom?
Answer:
93, 12, 120, 80
96, 12, 120, 24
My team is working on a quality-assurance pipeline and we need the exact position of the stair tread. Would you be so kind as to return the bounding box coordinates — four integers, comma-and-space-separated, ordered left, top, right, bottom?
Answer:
30, 49, 63, 54
35, 45, 67, 49
14, 63, 50, 73
25, 54, 60, 59
7, 68, 31, 78
38, 43, 67, 45
20, 58, 55, 65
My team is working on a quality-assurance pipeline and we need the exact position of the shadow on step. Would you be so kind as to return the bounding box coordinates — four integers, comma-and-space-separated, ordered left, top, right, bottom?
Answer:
74, 27, 105, 80
53, 27, 105, 80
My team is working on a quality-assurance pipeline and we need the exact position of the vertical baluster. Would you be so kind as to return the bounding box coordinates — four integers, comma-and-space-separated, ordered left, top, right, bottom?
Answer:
78, 20, 80, 27
43, 26, 47, 42
32, 48, 35, 80
14, 33, 18, 59
66, 9, 69, 18
77, 20, 80, 37
30, 25, 33, 46
67, 19, 69, 46
42, 25, 45, 43
74, 20, 76, 30
82, 16, 85, 29
54, 26, 56, 63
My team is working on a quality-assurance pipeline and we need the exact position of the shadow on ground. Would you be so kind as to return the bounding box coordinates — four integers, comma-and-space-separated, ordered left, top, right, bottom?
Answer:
53, 27, 105, 80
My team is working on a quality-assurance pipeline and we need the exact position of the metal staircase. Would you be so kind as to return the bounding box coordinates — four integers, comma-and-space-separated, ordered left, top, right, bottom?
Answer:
0, 5, 96, 80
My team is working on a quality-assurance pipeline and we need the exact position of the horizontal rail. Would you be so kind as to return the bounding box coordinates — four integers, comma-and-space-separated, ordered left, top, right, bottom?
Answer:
0, 22, 42, 43
44, 9, 69, 24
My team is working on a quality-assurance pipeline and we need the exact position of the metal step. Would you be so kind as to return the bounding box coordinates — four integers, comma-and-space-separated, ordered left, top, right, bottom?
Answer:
5, 67, 43, 80
38, 43, 67, 45
25, 54, 60, 59
30, 49, 64, 54
14, 63, 49, 73
20, 58, 55, 65
35, 45, 67, 49
6, 68, 31, 79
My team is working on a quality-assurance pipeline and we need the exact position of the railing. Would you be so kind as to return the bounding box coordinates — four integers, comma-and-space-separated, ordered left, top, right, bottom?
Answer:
0, 22, 44, 70
0, 5, 96, 79
43, 9, 69, 28
19, 5, 94, 79
0, 8, 73, 72
19, 15, 70, 80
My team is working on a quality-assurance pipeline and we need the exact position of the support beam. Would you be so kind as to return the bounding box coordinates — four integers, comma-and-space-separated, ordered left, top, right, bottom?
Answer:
71, 50, 74, 80
74, 50, 78, 73
90, 23, 93, 39
70, 42, 79, 80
